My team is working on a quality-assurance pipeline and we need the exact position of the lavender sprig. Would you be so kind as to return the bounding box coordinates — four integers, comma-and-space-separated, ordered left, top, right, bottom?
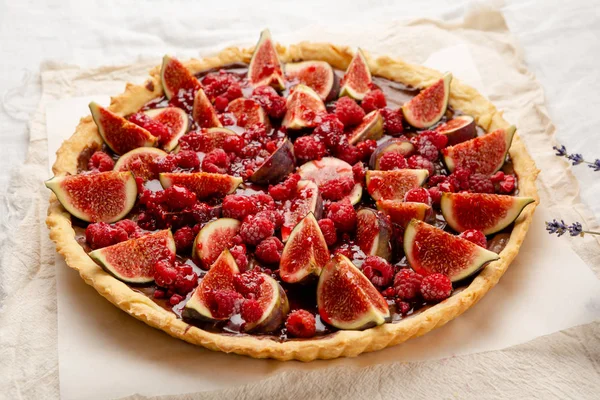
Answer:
546, 219, 600, 237
553, 145, 599, 169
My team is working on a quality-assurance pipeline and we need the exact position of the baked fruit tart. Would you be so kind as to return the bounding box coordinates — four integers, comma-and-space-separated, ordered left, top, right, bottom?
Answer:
45, 30, 539, 361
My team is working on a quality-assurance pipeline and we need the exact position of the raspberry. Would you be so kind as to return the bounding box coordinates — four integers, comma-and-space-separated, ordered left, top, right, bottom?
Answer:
419, 130, 448, 150
168, 88, 196, 113
404, 188, 432, 205
251, 86, 287, 119
459, 229, 487, 248
252, 193, 275, 212
356, 139, 377, 161
176, 150, 200, 170
229, 244, 249, 272
239, 214, 275, 245
214, 96, 229, 113
202, 71, 243, 102
128, 112, 171, 145
412, 136, 439, 161
169, 293, 184, 306
327, 199, 357, 232
498, 174, 516, 194
207, 289, 242, 319
233, 270, 265, 298
255, 236, 284, 264
396, 300, 411, 315
256, 209, 284, 229
114, 219, 140, 238
393, 269, 423, 300
490, 171, 505, 184
420, 273, 452, 302
334, 97, 365, 127
202, 148, 230, 174
407, 155, 434, 176
428, 175, 448, 186
319, 176, 354, 201
333, 141, 362, 165
468, 173, 494, 193
222, 195, 258, 220
380, 108, 404, 136
154, 260, 178, 287
381, 287, 396, 298
219, 113, 235, 127
293, 135, 327, 163
241, 299, 263, 323
361, 256, 394, 287
268, 173, 300, 201
428, 187, 442, 206
88, 151, 115, 172
379, 152, 408, 171
285, 309, 316, 338
352, 162, 366, 183
438, 179, 456, 194
242, 123, 269, 142
85, 222, 128, 249
361, 89, 387, 113
153, 154, 178, 173
174, 226, 195, 252
318, 218, 337, 246
449, 168, 471, 191
222, 135, 245, 155
162, 185, 197, 210
313, 114, 345, 150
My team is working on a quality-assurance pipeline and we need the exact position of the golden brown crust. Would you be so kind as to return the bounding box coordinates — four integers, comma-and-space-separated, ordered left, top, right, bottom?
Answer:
46, 42, 539, 361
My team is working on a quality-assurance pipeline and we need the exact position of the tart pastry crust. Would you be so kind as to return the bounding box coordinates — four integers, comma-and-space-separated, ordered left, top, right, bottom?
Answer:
46, 42, 539, 361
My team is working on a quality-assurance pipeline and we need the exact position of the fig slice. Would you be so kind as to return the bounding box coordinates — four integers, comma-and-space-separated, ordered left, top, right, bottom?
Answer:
442, 125, 516, 175
240, 273, 290, 333
249, 138, 296, 185
189, 127, 238, 153
402, 72, 452, 129
89, 102, 157, 155
279, 212, 330, 283
89, 230, 176, 284
192, 218, 241, 269
159, 172, 242, 199
317, 254, 389, 330
192, 88, 222, 129
365, 169, 429, 201
348, 109, 384, 145
298, 157, 363, 205
441, 192, 535, 235
434, 115, 476, 146
282, 84, 326, 130
113, 147, 168, 181
404, 219, 500, 282
281, 180, 322, 242
339, 49, 372, 101
376, 200, 431, 228
369, 138, 416, 170
227, 98, 270, 129
355, 208, 392, 261
45, 171, 137, 223
285, 61, 338, 101
143, 106, 189, 152
183, 249, 240, 321
247, 29, 285, 90
160, 55, 201, 100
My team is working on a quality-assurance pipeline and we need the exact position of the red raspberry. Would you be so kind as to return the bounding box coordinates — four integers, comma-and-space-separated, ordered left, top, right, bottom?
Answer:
162, 185, 197, 210
229, 244, 249, 272
314, 114, 345, 150
490, 171, 505, 184
396, 300, 411, 315
153, 153, 178, 173
251, 86, 287, 119
173, 226, 195, 252
154, 260, 178, 288
252, 192, 276, 212
379, 152, 408, 171
214, 96, 229, 112
356, 139, 377, 161
240, 299, 263, 323
420, 273, 452, 302
428, 175, 448, 186
114, 219, 140, 238
285, 309, 316, 338
256, 209, 284, 229
412, 136, 439, 161
419, 130, 448, 150
404, 188, 432, 205
361, 89, 387, 113
239, 214, 275, 245
381, 287, 396, 298
361, 256, 394, 287
468, 173, 494, 193
128, 112, 171, 145
88, 151, 115, 172
169, 294, 184, 306
438, 179, 457, 194
407, 155, 434, 176
202, 71, 243, 102
318, 218, 337, 246
352, 162, 366, 183
168, 88, 196, 113
268, 173, 300, 201
294, 135, 327, 163
459, 229, 487, 248
333, 141, 363, 165
428, 186, 442, 206
449, 168, 471, 191
380, 108, 404, 136
498, 174, 516, 194
233, 270, 265, 298
242, 123, 269, 142
319, 176, 354, 201
222, 195, 257, 220
206, 289, 243, 319
176, 150, 200, 170
393, 269, 423, 300
334, 97, 365, 127
202, 148, 230, 174
219, 113, 235, 127
85, 222, 128, 249
222, 135, 245, 155
327, 199, 357, 232
255, 236, 284, 264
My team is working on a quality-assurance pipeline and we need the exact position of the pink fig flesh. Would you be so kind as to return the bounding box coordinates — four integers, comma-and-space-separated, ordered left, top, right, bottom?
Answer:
402, 73, 452, 129
113, 147, 167, 181
143, 107, 189, 151
227, 98, 270, 130
247, 29, 285, 90
281, 180, 322, 242
160, 55, 201, 99
339, 49, 372, 100
192, 88, 222, 129
159, 172, 242, 199
192, 218, 241, 269
285, 61, 338, 101
282, 84, 326, 130
355, 208, 392, 261
376, 200, 431, 228
366, 169, 429, 201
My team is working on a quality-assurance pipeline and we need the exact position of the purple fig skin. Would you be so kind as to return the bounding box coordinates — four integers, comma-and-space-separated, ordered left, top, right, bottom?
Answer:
369, 138, 416, 170
435, 115, 476, 146
325, 73, 340, 102
244, 279, 290, 333
249, 139, 295, 185
356, 208, 392, 261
